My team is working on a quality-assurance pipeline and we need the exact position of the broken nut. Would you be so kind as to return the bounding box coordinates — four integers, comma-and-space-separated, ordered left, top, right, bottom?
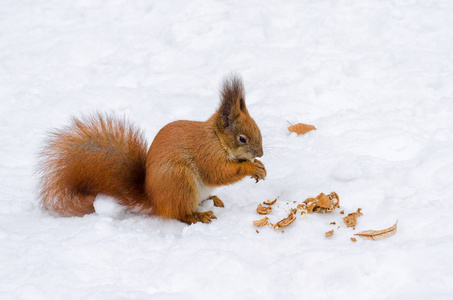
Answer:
257, 204, 272, 215
327, 192, 340, 208
302, 192, 340, 214
274, 213, 296, 229
343, 208, 363, 227
316, 193, 331, 209
296, 203, 308, 215
325, 230, 334, 238
263, 198, 277, 205
253, 217, 269, 227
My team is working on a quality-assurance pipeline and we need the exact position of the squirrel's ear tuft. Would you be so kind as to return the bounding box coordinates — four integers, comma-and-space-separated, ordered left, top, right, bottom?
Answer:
220, 100, 232, 129
219, 74, 246, 128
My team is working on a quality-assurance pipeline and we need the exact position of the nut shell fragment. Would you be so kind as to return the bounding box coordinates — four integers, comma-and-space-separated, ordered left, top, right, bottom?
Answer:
303, 197, 316, 205
325, 230, 334, 238
263, 198, 277, 205
316, 193, 331, 208
253, 217, 269, 227
274, 213, 296, 229
302, 192, 340, 214
343, 208, 363, 227
306, 201, 317, 213
257, 204, 272, 215
327, 192, 340, 208
296, 204, 308, 215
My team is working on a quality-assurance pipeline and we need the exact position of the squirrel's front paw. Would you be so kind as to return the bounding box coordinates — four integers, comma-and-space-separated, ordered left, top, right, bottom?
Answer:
251, 159, 266, 183
210, 195, 225, 207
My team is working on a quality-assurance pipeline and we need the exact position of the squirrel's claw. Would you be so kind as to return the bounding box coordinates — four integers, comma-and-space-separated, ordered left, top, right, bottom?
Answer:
181, 211, 217, 224
251, 159, 267, 182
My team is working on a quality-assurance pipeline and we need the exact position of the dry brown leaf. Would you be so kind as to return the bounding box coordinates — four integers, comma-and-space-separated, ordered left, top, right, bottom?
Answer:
288, 123, 316, 135
263, 198, 277, 205
355, 222, 398, 241
325, 230, 334, 238
274, 213, 296, 229
253, 217, 269, 227
351, 237, 357, 242
343, 208, 363, 227
257, 204, 272, 215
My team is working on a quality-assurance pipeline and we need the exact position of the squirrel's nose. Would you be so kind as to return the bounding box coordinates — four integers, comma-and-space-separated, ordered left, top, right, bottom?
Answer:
256, 148, 263, 158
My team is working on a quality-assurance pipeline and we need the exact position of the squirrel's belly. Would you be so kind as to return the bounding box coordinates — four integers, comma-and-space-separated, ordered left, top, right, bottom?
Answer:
197, 180, 214, 202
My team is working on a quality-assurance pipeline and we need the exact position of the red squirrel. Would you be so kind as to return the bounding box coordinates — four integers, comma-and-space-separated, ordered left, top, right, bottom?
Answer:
38, 75, 266, 224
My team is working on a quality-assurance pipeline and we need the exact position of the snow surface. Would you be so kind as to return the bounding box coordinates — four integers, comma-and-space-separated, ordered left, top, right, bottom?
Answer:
1, 0, 453, 299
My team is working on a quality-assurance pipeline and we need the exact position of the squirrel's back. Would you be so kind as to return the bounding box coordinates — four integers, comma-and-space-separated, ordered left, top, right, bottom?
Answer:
38, 114, 149, 216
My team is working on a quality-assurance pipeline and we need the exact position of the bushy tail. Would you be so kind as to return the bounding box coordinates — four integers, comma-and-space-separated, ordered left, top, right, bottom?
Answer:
37, 114, 150, 216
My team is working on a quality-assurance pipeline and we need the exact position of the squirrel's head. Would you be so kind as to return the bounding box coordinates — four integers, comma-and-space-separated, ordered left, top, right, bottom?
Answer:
215, 75, 263, 162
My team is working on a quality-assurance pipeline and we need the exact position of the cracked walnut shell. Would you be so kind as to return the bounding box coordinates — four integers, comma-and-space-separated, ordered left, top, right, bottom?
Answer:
263, 198, 277, 205
253, 217, 269, 227
257, 204, 273, 215
343, 208, 363, 227
301, 192, 340, 214
274, 213, 296, 229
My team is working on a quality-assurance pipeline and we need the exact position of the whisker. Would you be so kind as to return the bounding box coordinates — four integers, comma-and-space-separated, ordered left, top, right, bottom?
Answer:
262, 146, 280, 159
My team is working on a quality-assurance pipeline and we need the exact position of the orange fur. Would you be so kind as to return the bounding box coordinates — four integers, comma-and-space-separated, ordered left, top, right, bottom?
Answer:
38, 75, 266, 223
38, 114, 150, 216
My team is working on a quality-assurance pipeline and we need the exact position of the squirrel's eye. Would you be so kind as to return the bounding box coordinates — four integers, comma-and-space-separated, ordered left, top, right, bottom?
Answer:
239, 135, 247, 144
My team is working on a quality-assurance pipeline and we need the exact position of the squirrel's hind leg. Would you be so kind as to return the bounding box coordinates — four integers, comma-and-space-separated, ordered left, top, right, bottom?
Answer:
179, 196, 222, 224
179, 211, 217, 224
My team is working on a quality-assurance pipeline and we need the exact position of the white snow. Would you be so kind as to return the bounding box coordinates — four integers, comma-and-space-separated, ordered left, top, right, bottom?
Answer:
93, 195, 128, 219
1, 0, 453, 299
